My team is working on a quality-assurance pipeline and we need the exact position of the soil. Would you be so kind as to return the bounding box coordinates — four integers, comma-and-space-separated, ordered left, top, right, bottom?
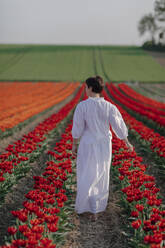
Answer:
138, 82, 165, 99
61, 178, 128, 248
146, 50, 165, 69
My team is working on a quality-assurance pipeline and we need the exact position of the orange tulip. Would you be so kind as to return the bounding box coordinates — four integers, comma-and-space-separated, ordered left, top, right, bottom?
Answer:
0, 82, 80, 131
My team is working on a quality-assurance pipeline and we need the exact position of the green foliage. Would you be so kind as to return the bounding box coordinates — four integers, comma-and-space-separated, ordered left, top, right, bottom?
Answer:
142, 41, 165, 51
99, 46, 165, 82
0, 44, 165, 82
155, 0, 165, 21
138, 13, 157, 41
0, 45, 95, 82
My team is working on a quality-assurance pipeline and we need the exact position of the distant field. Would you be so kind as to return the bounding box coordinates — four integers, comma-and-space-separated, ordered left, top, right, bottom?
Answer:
99, 46, 165, 82
0, 44, 165, 82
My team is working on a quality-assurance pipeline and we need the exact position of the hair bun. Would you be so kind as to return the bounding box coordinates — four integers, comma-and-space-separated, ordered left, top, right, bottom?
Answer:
95, 75, 104, 86
85, 75, 104, 93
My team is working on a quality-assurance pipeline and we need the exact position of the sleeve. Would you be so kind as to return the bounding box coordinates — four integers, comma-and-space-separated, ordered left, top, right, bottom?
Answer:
71, 103, 85, 139
109, 104, 128, 140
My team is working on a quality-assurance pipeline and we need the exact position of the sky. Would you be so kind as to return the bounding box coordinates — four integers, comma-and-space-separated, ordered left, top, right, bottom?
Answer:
0, 0, 156, 46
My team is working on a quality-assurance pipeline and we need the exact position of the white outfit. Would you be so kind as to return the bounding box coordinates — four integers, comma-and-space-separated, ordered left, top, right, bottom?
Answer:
71, 96, 128, 214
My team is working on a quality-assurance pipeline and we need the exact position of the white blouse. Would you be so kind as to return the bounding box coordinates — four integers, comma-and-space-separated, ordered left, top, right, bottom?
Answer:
72, 96, 128, 144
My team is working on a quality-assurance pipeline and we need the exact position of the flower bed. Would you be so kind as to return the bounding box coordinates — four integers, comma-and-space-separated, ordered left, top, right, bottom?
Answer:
0, 82, 79, 132
118, 83, 165, 111
0, 85, 84, 205
82, 89, 165, 246
104, 86, 165, 160
1, 119, 77, 248
111, 133, 165, 248
101, 88, 165, 247
1, 86, 165, 247
107, 83, 165, 127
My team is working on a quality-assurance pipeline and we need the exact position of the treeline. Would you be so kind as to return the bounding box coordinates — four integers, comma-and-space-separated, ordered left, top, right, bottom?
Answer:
138, 0, 165, 51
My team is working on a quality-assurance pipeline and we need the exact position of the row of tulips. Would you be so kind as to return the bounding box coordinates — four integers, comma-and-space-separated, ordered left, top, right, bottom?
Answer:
0, 85, 84, 205
1, 119, 77, 248
104, 85, 165, 159
118, 83, 165, 117
111, 133, 165, 248
107, 83, 165, 127
118, 83, 165, 111
0, 82, 79, 132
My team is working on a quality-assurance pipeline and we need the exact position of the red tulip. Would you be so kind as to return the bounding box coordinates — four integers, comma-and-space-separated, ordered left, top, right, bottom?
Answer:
132, 219, 141, 229
8, 226, 17, 235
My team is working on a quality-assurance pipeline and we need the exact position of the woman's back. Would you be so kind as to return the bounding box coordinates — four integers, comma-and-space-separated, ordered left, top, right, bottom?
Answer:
80, 97, 111, 142
72, 96, 128, 144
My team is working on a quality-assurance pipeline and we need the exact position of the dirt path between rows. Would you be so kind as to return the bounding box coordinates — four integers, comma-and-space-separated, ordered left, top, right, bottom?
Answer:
61, 177, 128, 248
138, 83, 165, 103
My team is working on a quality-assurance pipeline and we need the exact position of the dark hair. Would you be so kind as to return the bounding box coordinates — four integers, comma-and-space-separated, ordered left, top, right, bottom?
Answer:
85, 76, 104, 93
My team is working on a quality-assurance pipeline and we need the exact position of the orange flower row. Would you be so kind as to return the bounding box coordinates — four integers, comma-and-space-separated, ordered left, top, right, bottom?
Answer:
0, 82, 80, 131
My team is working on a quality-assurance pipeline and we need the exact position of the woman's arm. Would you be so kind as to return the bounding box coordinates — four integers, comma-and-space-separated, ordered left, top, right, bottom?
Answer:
109, 104, 133, 152
71, 103, 85, 157
73, 138, 79, 145
72, 138, 79, 156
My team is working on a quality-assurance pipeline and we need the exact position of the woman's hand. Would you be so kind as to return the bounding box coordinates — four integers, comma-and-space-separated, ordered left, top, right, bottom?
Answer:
72, 138, 79, 157
123, 137, 134, 152
126, 142, 134, 152
72, 143, 78, 157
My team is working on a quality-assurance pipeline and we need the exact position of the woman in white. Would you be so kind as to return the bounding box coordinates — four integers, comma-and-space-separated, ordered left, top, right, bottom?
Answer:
72, 76, 133, 221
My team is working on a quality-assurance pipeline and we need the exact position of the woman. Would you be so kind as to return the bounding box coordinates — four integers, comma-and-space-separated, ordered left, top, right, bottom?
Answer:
71, 76, 133, 221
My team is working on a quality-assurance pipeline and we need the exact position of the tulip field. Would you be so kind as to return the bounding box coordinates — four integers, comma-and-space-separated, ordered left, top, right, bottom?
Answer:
0, 44, 165, 248
0, 83, 84, 247
0, 82, 79, 133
